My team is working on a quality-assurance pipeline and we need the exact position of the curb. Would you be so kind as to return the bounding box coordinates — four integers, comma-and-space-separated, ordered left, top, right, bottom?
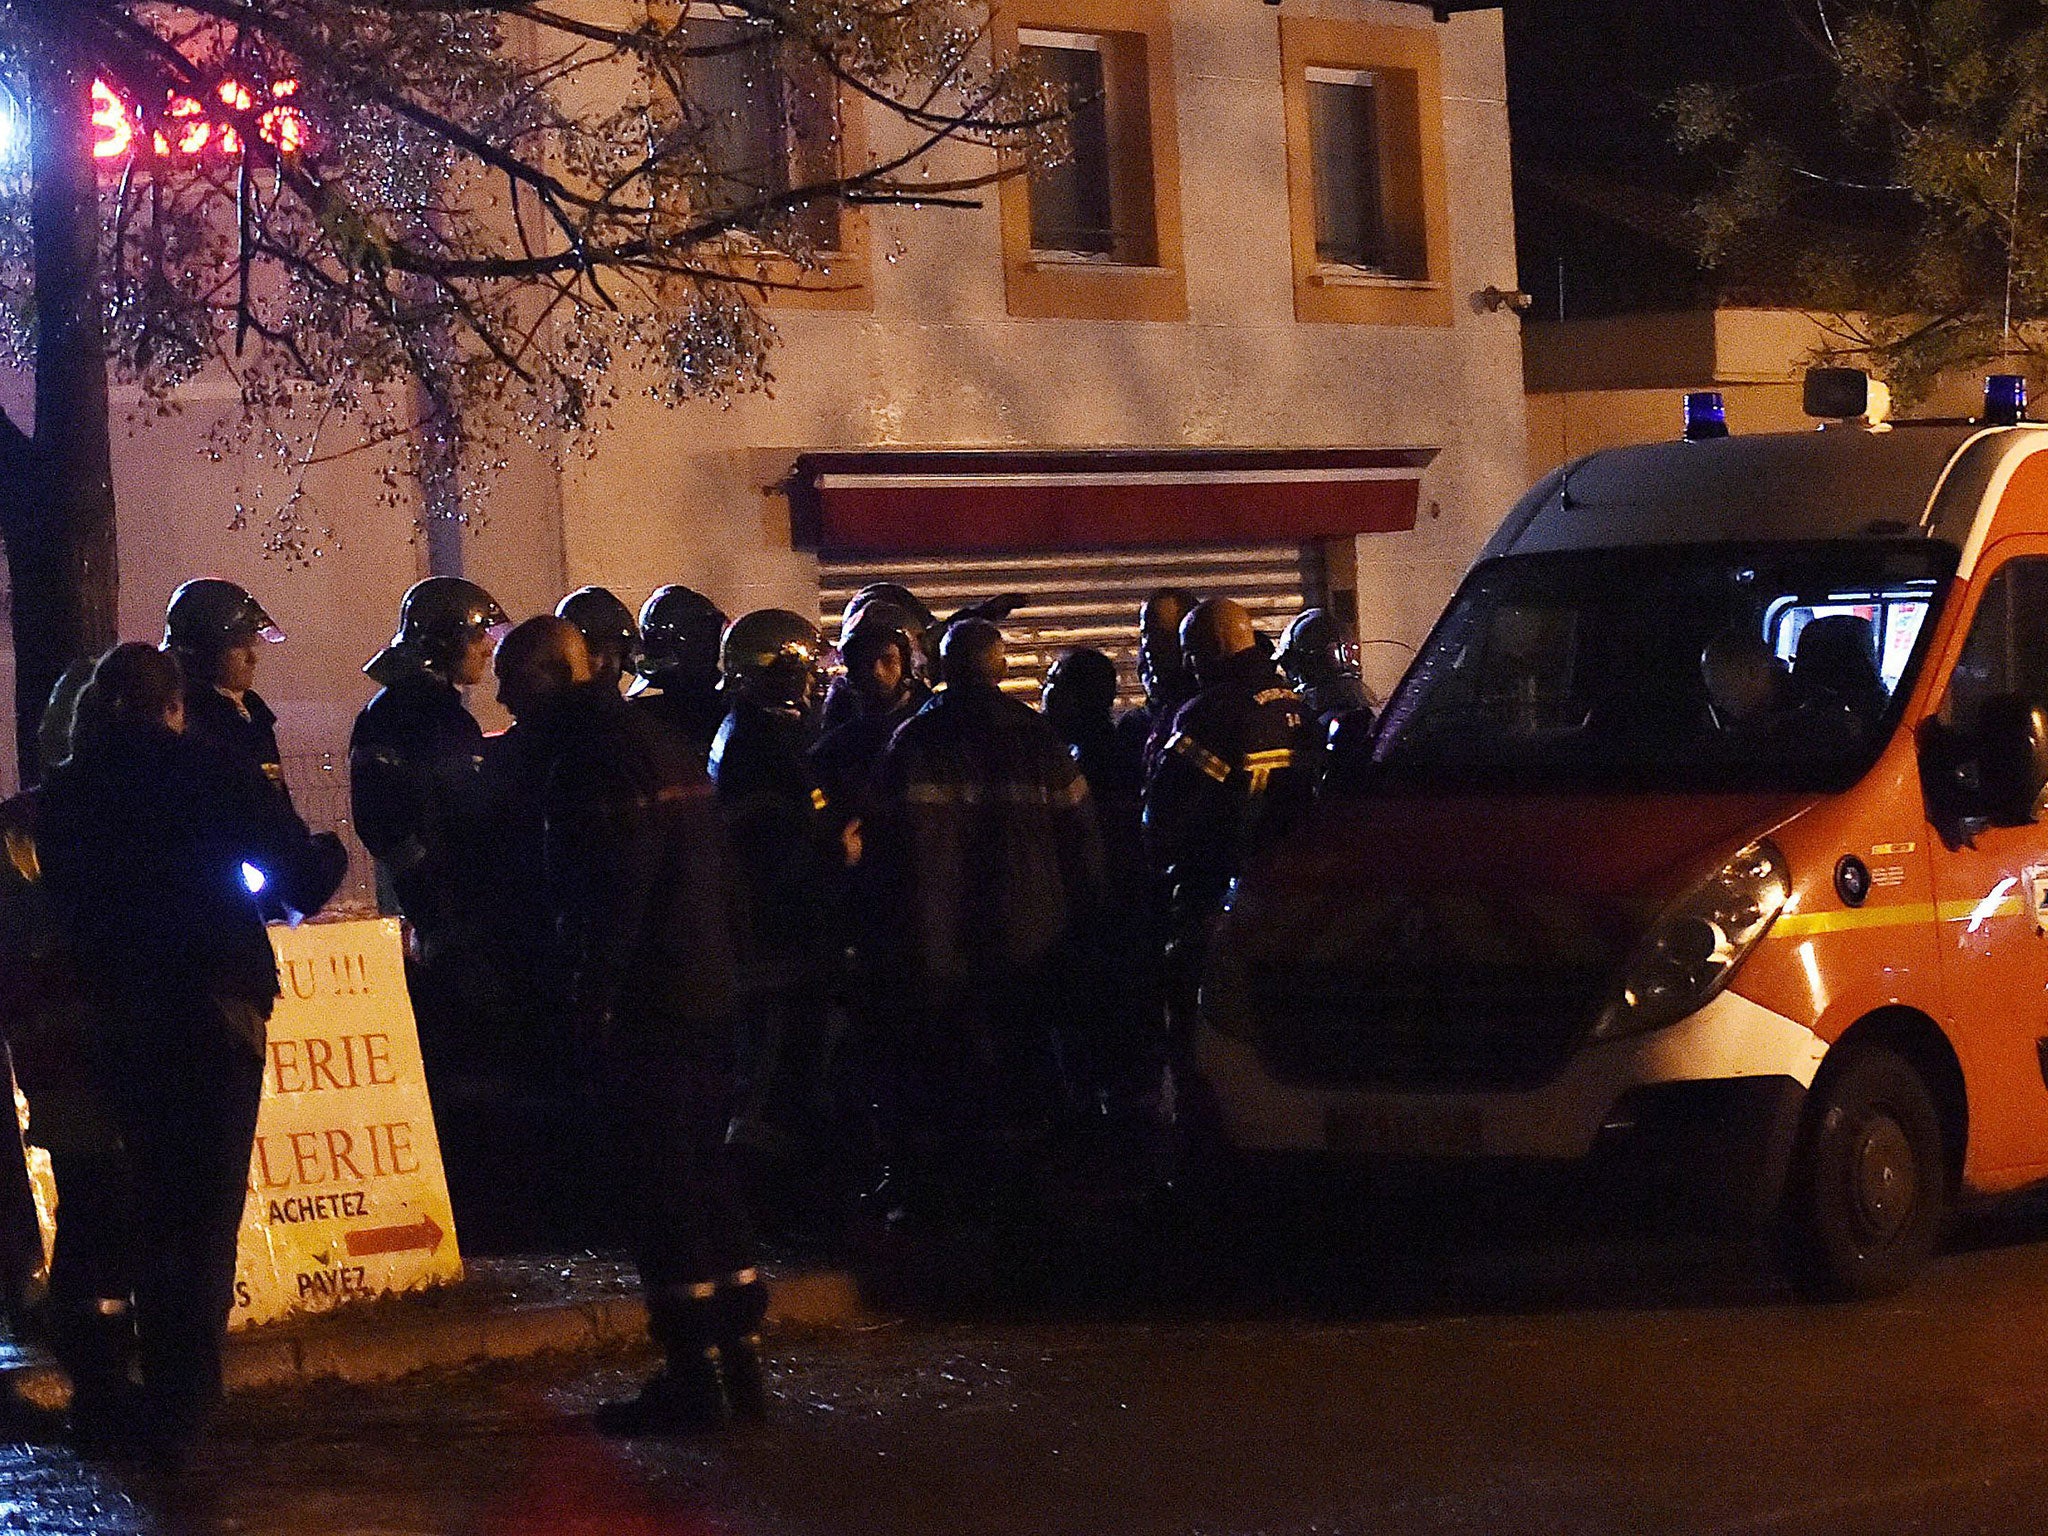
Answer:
8, 1267, 870, 1403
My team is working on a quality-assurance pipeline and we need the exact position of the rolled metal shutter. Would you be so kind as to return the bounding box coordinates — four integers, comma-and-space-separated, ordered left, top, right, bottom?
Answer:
819, 544, 1323, 708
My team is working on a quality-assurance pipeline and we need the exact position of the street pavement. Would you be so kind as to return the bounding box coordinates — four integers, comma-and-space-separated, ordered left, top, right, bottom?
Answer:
20, 1203, 2048, 1534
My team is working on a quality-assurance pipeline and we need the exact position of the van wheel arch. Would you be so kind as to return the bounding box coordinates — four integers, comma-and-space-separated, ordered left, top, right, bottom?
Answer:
1779, 1010, 1962, 1299
1815, 1008, 1967, 1202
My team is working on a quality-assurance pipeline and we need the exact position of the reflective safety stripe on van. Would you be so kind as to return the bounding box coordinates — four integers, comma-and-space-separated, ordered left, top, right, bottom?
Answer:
1773, 889, 2030, 939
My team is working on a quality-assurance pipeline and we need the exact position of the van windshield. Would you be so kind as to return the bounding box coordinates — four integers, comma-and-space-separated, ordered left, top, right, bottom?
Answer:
1371, 541, 1958, 791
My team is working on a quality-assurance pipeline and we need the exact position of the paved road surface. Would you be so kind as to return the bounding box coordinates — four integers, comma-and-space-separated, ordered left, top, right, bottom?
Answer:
19, 1213, 2048, 1534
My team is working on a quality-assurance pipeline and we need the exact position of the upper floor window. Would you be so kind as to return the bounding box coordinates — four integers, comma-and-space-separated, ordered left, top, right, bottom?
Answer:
689, 8, 844, 254
997, 0, 1185, 322
1281, 18, 1451, 327
1019, 28, 1155, 266
1304, 67, 1423, 280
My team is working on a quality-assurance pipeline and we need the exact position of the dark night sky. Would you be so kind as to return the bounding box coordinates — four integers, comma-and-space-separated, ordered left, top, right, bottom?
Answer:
1505, 0, 1815, 177
1501, 1, 1826, 316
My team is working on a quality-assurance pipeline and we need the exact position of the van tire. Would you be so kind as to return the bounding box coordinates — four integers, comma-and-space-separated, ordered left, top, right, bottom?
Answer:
1781, 1046, 1947, 1301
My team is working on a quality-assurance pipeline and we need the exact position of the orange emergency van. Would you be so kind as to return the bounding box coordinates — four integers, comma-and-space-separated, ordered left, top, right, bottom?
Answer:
1200, 377, 2048, 1298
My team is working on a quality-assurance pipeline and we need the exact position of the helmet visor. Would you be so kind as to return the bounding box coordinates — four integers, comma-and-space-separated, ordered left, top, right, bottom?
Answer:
481, 594, 514, 647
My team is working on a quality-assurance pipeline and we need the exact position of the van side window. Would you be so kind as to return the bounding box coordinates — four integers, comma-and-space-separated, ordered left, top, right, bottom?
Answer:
1942, 559, 2048, 734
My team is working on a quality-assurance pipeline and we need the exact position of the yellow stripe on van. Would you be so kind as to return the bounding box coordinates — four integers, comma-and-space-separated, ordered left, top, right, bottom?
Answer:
1772, 904, 1938, 938
1771, 895, 2028, 939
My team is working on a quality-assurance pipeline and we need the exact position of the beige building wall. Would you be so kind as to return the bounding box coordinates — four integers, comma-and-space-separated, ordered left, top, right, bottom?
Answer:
560, 0, 1526, 704
0, 0, 1524, 785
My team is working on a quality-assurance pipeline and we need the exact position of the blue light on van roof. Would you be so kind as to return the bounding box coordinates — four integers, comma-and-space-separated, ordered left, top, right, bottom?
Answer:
1683, 392, 1730, 441
1985, 374, 2029, 425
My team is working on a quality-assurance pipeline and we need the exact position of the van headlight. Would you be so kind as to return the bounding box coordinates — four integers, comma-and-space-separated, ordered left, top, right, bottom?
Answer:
1593, 840, 1789, 1042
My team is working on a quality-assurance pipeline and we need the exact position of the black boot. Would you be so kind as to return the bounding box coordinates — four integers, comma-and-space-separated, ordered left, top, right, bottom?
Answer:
55, 1298, 142, 1447
591, 1352, 728, 1436
594, 1287, 729, 1435
716, 1270, 772, 1422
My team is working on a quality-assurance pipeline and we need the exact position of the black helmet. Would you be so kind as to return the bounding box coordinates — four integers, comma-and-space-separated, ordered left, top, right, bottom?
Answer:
637, 585, 727, 681
1179, 598, 1257, 689
367, 576, 509, 680
1274, 608, 1357, 691
845, 582, 935, 636
1042, 647, 1118, 736
163, 579, 284, 657
840, 600, 916, 672
555, 586, 640, 665
721, 609, 824, 707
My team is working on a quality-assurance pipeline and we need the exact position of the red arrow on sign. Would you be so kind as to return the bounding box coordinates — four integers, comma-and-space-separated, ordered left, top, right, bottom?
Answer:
344, 1214, 444, 1258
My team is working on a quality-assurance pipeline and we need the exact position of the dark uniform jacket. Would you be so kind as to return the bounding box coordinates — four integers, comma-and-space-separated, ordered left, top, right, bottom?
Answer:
808, 686, 923, 835
634, 680, 728, 769
39, 721, 316, 1012
1144, 649, 1315, 921
1301, 676, 1371, 733
532, 683, 738, 1032
348, 669, 487, 950
868, 684, 1105, 994
816, 674, 863, 735
185, 682, 345, 920
0, 789, 96, 1130
182, 684, 286, 798
476, 718, 562, 996
1063, 718, 1146, 915
709, 700, 834, 986
1115, 679, 1193, 780
1301, 677, 1373, 773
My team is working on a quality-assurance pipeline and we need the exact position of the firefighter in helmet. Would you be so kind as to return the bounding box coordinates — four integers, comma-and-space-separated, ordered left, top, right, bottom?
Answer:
1144, 598, 1317, 1060
555, 586, 640, 694
708, 611, 841, 1234
350, 576, 508, 1009
809, 601, 928, 837
1115, 587, 1200, 775
1275, 607, 1377, 787
632, 585, 729, 765
164, 580, 346, 918
1274, 608, 1373, 729
162, 580, 288, 794
864, 620, 1106, 1229
819, 583, 936, 732
491, 617, 762, 1432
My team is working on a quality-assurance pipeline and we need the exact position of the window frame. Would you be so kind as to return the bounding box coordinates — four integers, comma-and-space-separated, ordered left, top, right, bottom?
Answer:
684, 1, 872, 312
1280, 17, 1451, 328
1016, 28, 1123, 262
995, 0, 1186, 322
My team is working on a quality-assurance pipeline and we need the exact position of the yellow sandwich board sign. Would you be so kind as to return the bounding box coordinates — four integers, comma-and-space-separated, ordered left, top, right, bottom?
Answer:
230, 917, 462, 1327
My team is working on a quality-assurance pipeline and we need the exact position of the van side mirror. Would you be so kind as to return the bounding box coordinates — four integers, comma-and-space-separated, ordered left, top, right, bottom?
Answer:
1925, 696, 2048, 831
1973, 694, 2048, 826
1919, 696, 2048, 831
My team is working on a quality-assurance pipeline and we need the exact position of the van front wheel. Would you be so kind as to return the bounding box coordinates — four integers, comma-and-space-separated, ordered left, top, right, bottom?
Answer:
1781, 1046, 1947, 1301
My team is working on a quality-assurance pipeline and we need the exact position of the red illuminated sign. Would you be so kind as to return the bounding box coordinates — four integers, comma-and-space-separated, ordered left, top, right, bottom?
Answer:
91, 77, 308, 164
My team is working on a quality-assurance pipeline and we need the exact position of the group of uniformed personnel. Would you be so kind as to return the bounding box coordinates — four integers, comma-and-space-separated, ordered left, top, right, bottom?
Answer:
347, 571, 1373, 1230
0, 565, 1374, 1454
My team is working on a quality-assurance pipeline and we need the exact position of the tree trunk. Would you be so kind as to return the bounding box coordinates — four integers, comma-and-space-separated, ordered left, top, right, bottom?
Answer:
2, 49, 120, 785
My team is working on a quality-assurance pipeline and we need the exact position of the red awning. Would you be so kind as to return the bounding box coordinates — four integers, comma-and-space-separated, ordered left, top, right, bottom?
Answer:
788, 447, 1437, 555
